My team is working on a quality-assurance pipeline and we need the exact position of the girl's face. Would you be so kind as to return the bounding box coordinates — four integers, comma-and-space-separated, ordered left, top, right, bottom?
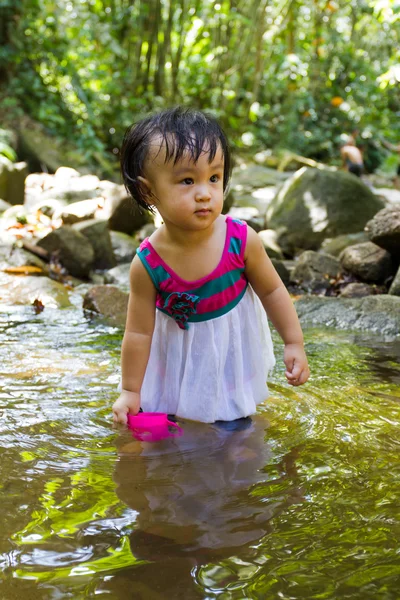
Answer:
139, 138, 225, 232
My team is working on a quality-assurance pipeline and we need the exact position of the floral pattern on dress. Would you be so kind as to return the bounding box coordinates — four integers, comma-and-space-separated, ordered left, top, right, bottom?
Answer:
163, 292, 200, 330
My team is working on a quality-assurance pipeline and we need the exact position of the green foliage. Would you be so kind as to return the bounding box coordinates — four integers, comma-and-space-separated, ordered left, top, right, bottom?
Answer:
1, 0, 399, 170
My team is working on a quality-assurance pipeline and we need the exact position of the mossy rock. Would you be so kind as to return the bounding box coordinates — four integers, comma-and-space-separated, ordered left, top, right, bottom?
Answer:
266, 167, 384, 252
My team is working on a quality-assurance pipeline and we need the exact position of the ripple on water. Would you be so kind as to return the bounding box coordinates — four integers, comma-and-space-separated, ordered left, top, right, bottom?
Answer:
0, 302, 400, 599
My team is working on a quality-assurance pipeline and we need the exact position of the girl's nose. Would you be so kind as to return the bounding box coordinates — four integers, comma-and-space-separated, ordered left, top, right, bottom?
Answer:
195, 185, 211, 201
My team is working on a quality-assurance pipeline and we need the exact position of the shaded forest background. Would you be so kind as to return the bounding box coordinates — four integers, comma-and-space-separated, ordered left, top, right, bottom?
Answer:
0, 0, 399, 176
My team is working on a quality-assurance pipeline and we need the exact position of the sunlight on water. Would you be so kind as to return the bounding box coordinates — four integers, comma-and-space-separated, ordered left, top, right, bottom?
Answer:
0, 303, 399, 599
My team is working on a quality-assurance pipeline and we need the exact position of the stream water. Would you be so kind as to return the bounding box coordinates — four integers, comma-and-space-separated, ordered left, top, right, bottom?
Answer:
0, 285, 399, 599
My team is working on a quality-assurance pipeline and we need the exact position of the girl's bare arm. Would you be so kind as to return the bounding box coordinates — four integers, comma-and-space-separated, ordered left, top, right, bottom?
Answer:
244, 227, 309, 386
113, 256, 156, 423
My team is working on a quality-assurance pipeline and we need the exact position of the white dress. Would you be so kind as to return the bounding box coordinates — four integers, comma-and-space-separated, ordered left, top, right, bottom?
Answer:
135, 216, 275, 423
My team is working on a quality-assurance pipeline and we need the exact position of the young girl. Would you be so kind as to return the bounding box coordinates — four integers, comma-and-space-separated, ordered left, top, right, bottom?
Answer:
113, 107, 309, 424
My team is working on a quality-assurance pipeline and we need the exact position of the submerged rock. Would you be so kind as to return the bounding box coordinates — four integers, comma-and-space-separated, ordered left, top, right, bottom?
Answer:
0, 274, 71, 308
83, 285, 128, 327
266, 167, 384, 253
295, 295, 400, 337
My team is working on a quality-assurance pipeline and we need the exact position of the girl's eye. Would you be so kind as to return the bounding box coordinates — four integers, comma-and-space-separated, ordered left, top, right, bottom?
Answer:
182, 178, 193, 185
210, 174, 220, 183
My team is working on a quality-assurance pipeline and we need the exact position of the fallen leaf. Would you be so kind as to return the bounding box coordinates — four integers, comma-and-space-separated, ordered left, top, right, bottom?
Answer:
4, 266, 44, 275
32, 298, 45, 313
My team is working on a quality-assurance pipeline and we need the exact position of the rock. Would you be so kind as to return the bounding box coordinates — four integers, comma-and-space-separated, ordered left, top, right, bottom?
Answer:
83, 285, 129, 327
59, 198, 102, 224
271, 258, 290, 286
0, 274, 71, 308
339, 282, 376, 298
37, 226, 95, 278
321, 232, 369, 257
104, 263, 131, 289
295, 295, 400, 338
266, 167, 384, 253
18, 115, 90, 173
258, 230, 284, 259
373, 187, 400, 205
340, 242, 395, 283
389, 267, 400, 296
3, 247, 48, 270
98, 184, 152, 235
73, 219, 116, 270
110, 231, 139, 264
34, 198, 67, 218
0, 198, 12, 212
290, 251, 340, 291
0, 156, 28, 205
137, 223, 157, 243
222, 189, 235, 214
231, 164, 289, 190
24, 171, 101, 210
2, 204, 27, 223
365, 205, 400, 259
228, 206, 265, 231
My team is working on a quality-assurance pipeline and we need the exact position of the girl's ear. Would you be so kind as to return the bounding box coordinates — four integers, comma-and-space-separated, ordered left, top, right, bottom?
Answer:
137, 176, 156, 206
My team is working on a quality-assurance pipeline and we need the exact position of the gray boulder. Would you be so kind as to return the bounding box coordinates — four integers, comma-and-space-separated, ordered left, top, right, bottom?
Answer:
290, 251, 340, 291
271, 259, 290, 286
104, 263, 131, 289
339, 282, 376, 298
389, 267, 400, 296
59, 198, 100, 224
110, 231, 139, 264
0, 156, 28, 205
266, 167, 384, 253
295, 295, 400, 338
321, 232, 369, 257
340, 242, 395, 283
83, 285, 129, 327
258, 230, 284, 259
73, 219, 116, 270
100, 184, 152, 235
37, 226, 95, 278
227, 206, 265, 232
365, 205, 400, 259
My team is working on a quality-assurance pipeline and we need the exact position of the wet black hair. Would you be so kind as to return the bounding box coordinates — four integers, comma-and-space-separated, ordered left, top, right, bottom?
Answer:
120, 106, 232, 213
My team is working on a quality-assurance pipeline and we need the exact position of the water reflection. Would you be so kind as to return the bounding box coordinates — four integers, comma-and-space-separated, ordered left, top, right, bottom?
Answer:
118, 417, 302, 555
104, 416, 303, 597
1, 303, 400, 599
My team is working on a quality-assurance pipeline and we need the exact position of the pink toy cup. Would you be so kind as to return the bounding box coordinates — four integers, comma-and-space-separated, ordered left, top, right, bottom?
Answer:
127, 412, 183, 442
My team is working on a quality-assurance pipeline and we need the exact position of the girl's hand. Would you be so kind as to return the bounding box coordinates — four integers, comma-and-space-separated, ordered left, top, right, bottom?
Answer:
112, 390, 141, 424
284, 343, 310, 386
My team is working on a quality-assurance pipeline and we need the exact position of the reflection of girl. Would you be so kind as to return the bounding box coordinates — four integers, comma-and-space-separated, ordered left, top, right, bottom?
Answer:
113, 416, 303, 562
